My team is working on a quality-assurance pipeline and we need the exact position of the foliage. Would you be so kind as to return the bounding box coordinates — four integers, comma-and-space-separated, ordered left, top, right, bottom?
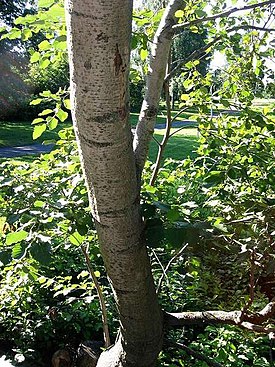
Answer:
27, 59, 69, 95
0, 135, 117, 364
1, 0, 275, 365
0, 0, 36, 27
159, 326, 270, 366
0, 51, 32, 121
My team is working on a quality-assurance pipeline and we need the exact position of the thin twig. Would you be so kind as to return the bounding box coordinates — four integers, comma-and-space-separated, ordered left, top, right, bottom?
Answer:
157, 243, 188, 294
81, 245, 111, 348
171, 106, 190, 123
152, 135, 162, 146
173, 0, 275, 33
152, 249, 170, 287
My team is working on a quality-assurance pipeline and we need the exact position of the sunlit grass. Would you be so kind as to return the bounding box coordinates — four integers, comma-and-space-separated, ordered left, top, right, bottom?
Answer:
149, 127, 198, 162
0, 121, 72, 147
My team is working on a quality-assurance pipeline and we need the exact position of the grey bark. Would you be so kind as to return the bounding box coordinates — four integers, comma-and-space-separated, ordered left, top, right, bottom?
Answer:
65, 1, 163, 366
133, 0, 184, 175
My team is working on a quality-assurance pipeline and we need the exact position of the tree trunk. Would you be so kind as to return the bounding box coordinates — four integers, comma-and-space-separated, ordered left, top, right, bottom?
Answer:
65, 1, 163, 366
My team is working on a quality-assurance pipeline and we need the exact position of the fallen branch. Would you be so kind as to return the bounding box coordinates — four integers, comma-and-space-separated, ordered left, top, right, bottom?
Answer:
165, 301, 275, 333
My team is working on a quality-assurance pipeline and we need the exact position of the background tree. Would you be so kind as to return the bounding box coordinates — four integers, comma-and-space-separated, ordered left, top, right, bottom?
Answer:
0, 0, 37, 120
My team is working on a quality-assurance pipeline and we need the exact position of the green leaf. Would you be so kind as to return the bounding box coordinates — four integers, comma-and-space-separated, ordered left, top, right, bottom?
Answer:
195, 9, 206, 18
263, 106, 270, 115
12, 243, 27, 259
175, 10, 184, 18
6, 230, 28, 246
63, 99, 71, 110
38, 276, 47, 284
94, 271, 100, 278
30, 243, 51, 265
30, 98, 43, 105
77, 270, 89, 279
39, 109, 53, 116
0, 250, 11, 265
55, 35, 67, 42
34, 200, 45, 208
8, 28, 21, 40
47, 3, 64, 19
22, 29, 32, 41
140, 48, 148, 61
48, 117, 58, 130
40, 58, 51, 69
30, 52, 40, 63
145, 185, 157, 194
69, 231, 85, 246
38, 0, 55, 8
190, 26, 199, 33
40, 90, 53, 97
38, 40, 51, 51
56, 109, 68, 122
32, 117, 45, 125
33, 124, 47, 139
221, 99, 230, 107
181, 94, 189, 101
53, 40, 67, 51
154, 201, 170, 212
14, 16, 28, 25
131, 34, 139, 50
167, 208, 180, 222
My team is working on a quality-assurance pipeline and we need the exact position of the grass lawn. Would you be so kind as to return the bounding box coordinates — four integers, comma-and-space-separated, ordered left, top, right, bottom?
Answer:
130, 110, 195, 127
149, 128, 198, 162
0, 115, 199, 164
0, 121, 72, 147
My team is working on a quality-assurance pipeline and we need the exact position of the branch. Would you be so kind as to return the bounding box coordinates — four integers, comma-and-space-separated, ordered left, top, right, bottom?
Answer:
165, 310, 242, 326
171, 106, 190, 123
152, 135, 162, 146
152, 249, 170, 287
166, 340, 223, 367
173, 0, 275, 33
150, 57, 173, 186
165, 301, 275, 334
165, 24, 275, 82
133, 0, 184, 178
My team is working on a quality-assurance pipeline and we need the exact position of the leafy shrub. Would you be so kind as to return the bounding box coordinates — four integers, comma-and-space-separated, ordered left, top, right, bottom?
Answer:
0, 133, 116, 365
159, 326, 270, 366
